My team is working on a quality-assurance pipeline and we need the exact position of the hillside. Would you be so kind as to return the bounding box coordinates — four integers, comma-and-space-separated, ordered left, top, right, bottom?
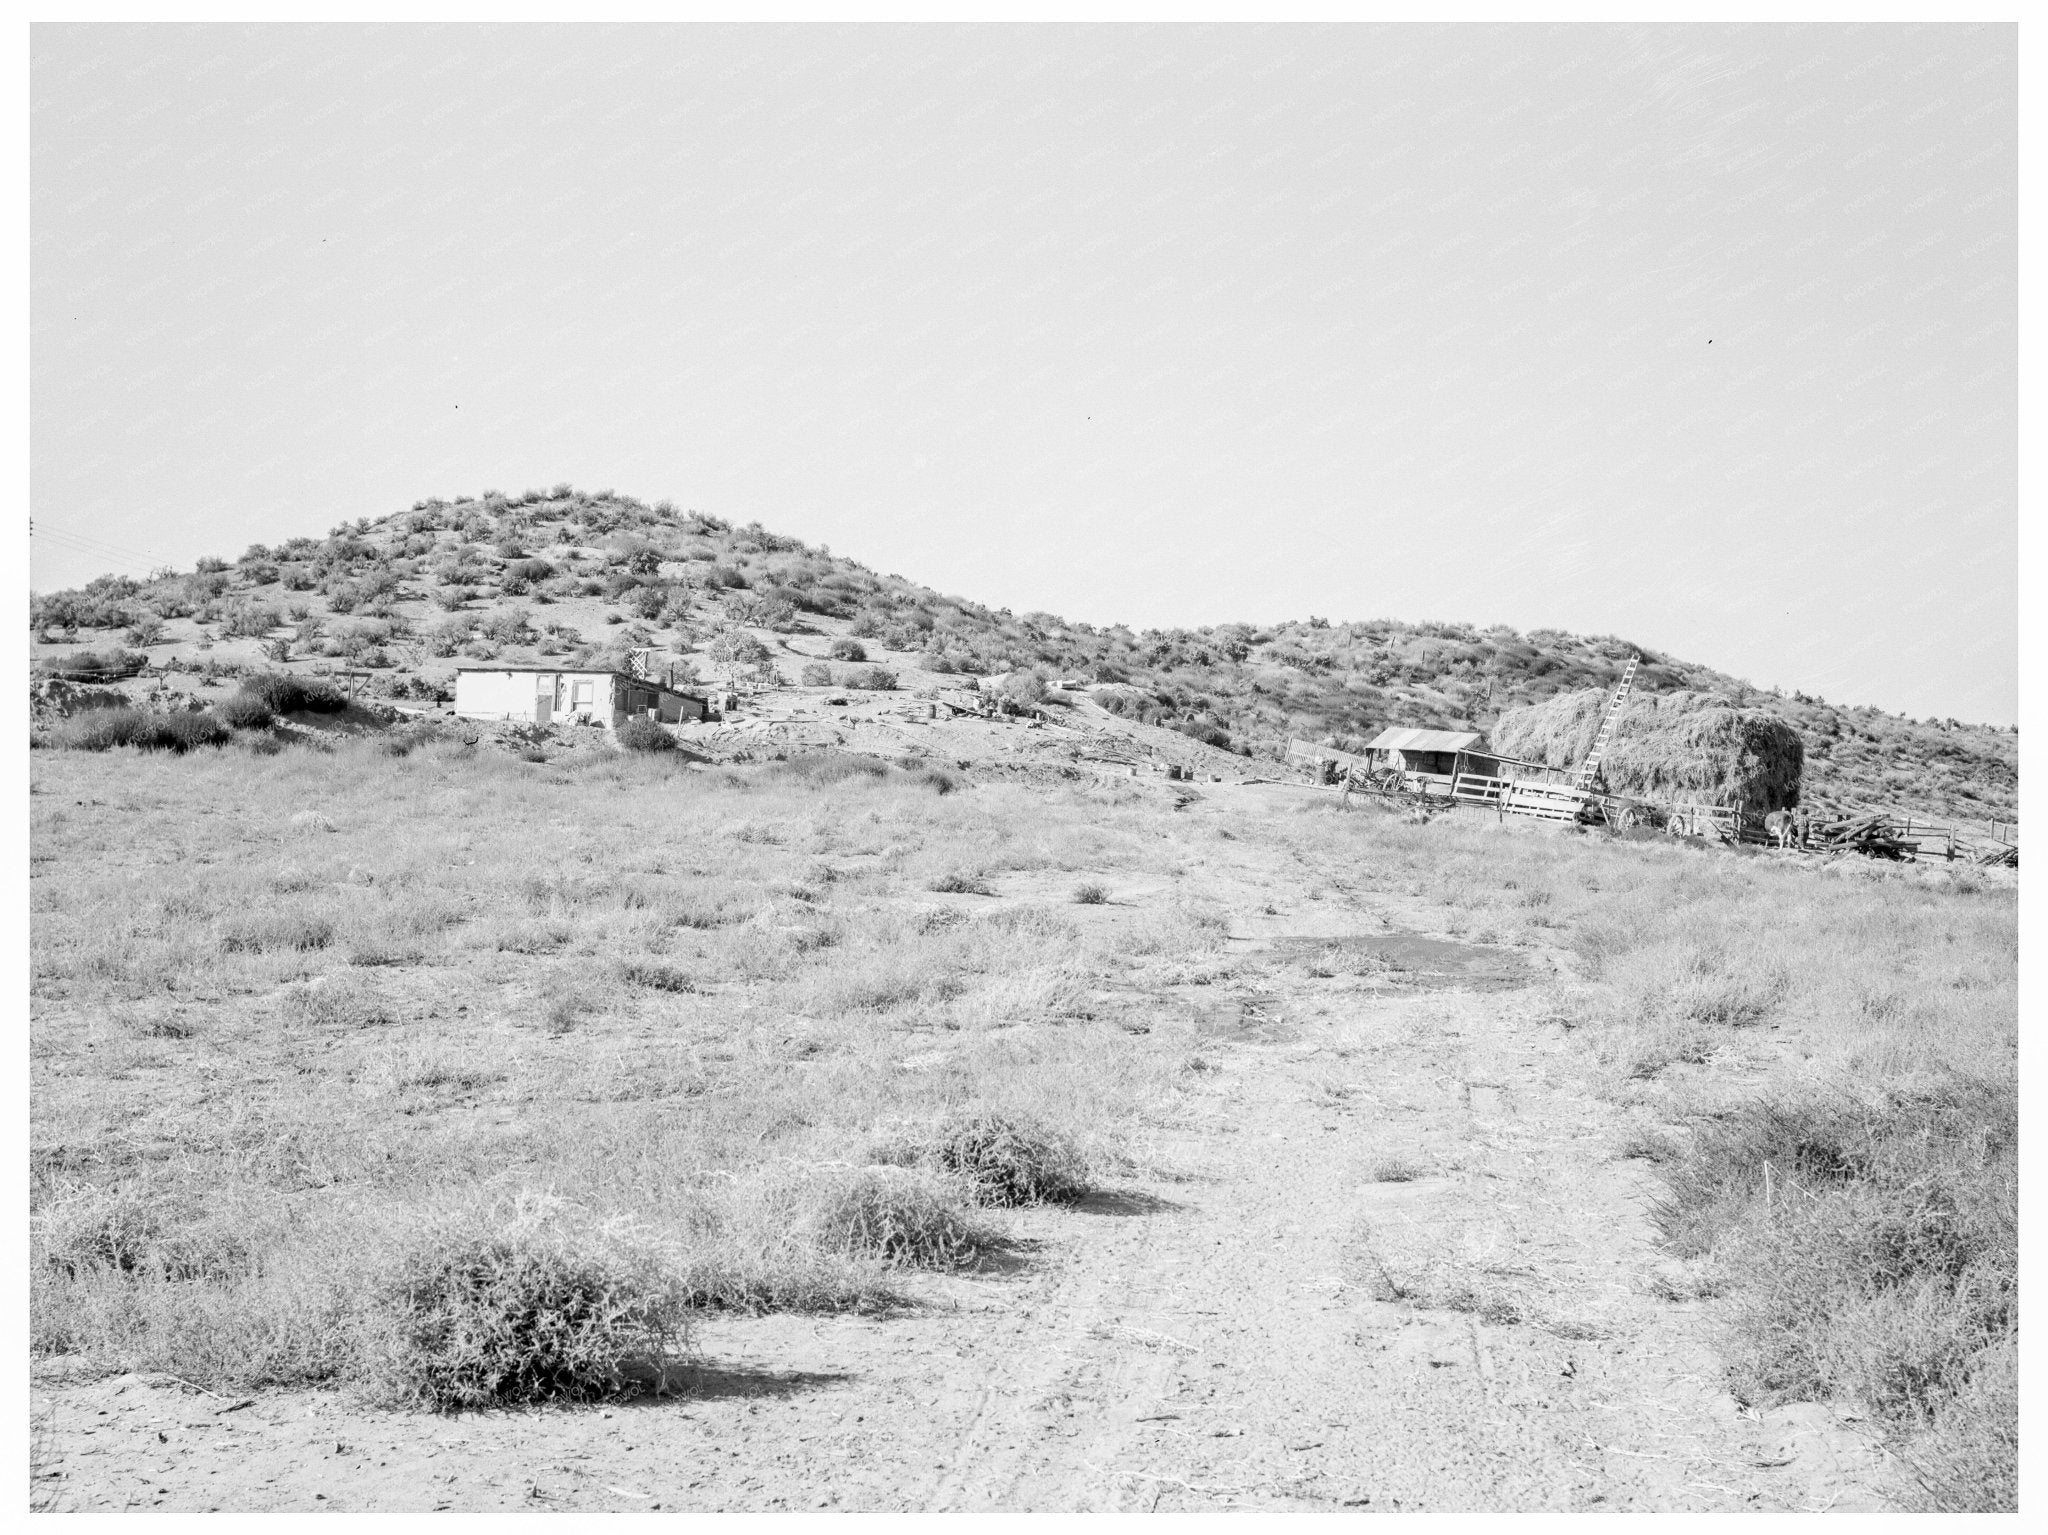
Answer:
30, 485, 2018, 823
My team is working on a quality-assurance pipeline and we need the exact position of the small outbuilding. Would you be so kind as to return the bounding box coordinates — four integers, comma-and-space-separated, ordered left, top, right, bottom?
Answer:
453, 666, 708, 729
1363, 727, 1501, 780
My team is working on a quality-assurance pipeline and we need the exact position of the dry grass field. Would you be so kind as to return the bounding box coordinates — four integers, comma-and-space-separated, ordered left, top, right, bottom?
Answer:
29, 737, 2015, 1511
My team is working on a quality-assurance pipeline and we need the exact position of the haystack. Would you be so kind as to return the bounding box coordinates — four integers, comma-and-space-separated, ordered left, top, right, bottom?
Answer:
1488, 689, 1803, 811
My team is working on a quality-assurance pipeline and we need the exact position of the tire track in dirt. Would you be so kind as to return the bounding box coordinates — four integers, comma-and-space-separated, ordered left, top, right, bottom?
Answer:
911, 964, 1892, 1512
31, 929, 1892, 1512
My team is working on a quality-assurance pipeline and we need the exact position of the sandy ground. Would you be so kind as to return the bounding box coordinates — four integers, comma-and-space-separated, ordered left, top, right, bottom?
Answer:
29, 786, 1893, 1513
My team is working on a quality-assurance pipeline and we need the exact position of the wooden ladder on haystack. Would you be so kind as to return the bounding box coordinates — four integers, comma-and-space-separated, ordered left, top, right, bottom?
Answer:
1574, 655, 1640, 790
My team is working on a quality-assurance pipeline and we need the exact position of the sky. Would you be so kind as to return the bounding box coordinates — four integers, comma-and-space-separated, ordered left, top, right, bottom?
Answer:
31, 24, 2016, 723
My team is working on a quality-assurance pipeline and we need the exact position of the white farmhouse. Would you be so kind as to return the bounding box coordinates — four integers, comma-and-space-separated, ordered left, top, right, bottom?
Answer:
452, 666, 709, 729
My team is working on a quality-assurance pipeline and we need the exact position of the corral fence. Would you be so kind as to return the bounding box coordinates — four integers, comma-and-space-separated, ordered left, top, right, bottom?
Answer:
1285, 739, 2017, 867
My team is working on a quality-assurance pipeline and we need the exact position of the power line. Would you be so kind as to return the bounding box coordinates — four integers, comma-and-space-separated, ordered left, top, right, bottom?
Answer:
33, 523, 170, 565
29, 519, 180, 574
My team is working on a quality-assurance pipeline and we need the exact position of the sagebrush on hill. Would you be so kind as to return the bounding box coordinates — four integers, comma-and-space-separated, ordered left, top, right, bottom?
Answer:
27, 485, 2015, 821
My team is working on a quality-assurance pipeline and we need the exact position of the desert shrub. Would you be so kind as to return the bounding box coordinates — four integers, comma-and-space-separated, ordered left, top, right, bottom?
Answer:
509, 557, 555, 587
158, 712, 233, 750
923, 1113, 1088, 1206
708, 627, 773, 673
374, 674, 448, 704
36, 683, 128, 714
621, 961, 694, 993
1652, 1078, 2016, 1507
779, 581, 849, 618
812, 1168, 985, 1270
124, 614, 166, 647
763, 751, 890, 788
481, 608, 535, 645
928, 871, 994, 895
242, 672, 348, 715
49, 708, 230, 753
827, 638, 867, 662
275, 974, 397, 1029
1174, 718, 1233, 751
222, 602, 282, 639
37, 1185, 175, 1278
221, 910, 337, 952
364, 1206, 692, 1409
615, 718, 676, 753
32, 587, 132, 632
35, 1184, 260, 1286
1071, 882, 1109, 905
732, 593, 796, 630
851, 666, 897, 691
799, 661, 834, 687
215, 692, 275, 730
1899, 1339, 2017, 1512
36, 647, 146, 682
426, 619, 469, 656
998, 670, 1047, 706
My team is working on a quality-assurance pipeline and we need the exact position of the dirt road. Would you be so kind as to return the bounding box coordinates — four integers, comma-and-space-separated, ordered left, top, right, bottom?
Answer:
32, 881, 1890, 1512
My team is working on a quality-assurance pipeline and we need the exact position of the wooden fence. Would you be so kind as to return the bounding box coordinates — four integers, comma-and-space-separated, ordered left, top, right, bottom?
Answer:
1287, 739, 2016, 866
